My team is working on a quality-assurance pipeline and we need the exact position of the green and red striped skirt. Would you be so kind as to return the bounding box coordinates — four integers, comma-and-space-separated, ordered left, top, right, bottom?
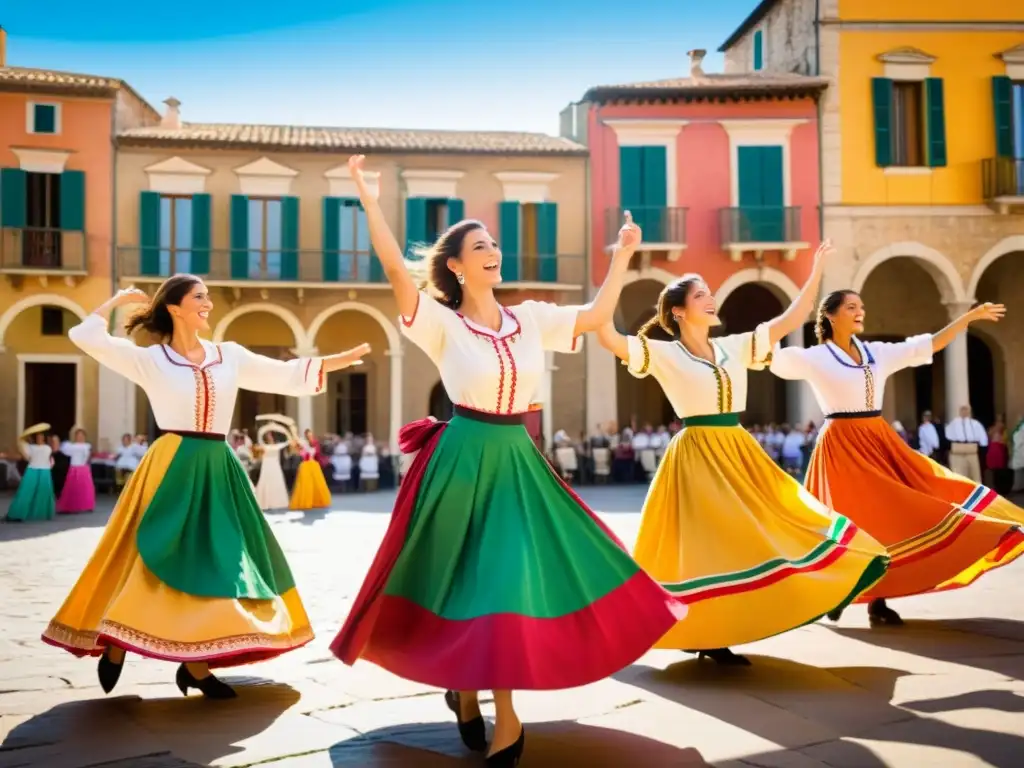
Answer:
330, 406, 687, 691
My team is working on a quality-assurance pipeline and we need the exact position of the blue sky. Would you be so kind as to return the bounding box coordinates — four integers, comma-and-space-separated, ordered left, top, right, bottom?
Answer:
5, 0, 759, 134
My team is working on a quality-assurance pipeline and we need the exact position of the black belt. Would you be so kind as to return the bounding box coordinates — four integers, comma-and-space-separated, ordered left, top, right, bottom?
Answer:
826, 411, 882, 419
453, 405, 528, 425
163, 430, 227, 441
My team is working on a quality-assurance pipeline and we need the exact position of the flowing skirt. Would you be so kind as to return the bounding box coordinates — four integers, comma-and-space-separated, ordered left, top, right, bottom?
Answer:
636, 416, 888, 650
806, 416, 1024, 600
256, 455, 290, 511
290, 459, 331, 510
330, 408, 687, 691
56, 465, 96, 514
6, 468, 55, 522
42, 432, 313, 667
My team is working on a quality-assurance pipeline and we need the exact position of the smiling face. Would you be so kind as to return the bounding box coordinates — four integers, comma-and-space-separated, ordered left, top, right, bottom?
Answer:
167, 280, 213, 333
449, 226, 502, 289
827, 292, 865, 338
671, 280, 723, 330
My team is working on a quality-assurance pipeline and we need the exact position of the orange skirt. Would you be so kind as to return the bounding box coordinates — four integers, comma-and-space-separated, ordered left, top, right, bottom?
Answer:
806, 416, 1024, 601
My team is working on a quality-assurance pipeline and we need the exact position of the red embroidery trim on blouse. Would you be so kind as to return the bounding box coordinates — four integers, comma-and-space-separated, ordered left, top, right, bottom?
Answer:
456, 307, 522, 414
160, 344, 224, 432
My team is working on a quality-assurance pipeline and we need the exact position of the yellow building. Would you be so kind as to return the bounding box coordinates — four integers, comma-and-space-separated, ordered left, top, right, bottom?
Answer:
721, 0, 1024, 429
111, 98, 589, 449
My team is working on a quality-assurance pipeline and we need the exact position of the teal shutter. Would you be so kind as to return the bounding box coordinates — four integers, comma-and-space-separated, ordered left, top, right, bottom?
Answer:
993, 75, 1014, 158
58, 170, 85, 231
872, 78, 894, 167
446, 198, 465, 226
640, 146, 667, 239
753, 31, 764, 70
924, 78, 947, 168
230, 195, 249, 279
499, 201, 520, 282
139, 191, 161, 276
535, 202, 558, 283
322, 197, 340, 281
737, 146, 784, 242
280, 196, 299, 280
190, 193, 211, 274
405, 197, 428, 257
619, 146, 644, 242
0, 168, 26, 228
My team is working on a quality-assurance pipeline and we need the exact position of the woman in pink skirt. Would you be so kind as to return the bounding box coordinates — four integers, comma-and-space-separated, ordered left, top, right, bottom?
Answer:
56, 427, 96, 514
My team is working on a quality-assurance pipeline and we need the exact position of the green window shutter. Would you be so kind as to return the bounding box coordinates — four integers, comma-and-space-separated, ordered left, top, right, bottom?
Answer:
499, 201, 520, 282
737, 146, 784, 241
924, 78, 947, 168
280, 196, 299, 280
33, 104, 56, 134
230, 194, 249, 279
535, 202, 558, 283
405, 197, 428, 257
446, 198, 465, 226
139, 191, 161, 276
993, 75, 1014, 158
0, 168, 27, 228
58, 170, 85, 231
190, 193, 211, 275
619, 147, 644, 208
640, 146, 667, 239
872, 78, 894, 168
753, 31, 764, 71
322, 197, 340, 282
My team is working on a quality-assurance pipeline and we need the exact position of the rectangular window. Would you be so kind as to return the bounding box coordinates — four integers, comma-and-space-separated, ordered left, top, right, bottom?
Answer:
753, 30, 764, 71
1013, 82, 1024, 194
28, 103, 59, 135
520, 203, 540, 281
23, 172, 61, 267
334, 371, 368, 435
891, 81, 925, 167
425, 199, 449, 242
337, 201, 372, 280
159, 195, 193, 275
40, 307, 65, 336
248, 198, 283, 279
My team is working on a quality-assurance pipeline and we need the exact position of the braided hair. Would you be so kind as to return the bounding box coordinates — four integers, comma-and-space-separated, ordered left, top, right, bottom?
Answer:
636, 274, 704, 343
815, 289, 859, 344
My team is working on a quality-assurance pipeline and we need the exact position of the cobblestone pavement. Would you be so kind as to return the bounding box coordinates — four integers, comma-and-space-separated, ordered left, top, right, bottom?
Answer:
1, 486, 1023, 767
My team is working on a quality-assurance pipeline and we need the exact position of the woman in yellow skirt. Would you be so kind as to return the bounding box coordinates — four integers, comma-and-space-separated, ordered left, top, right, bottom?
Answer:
770, 290, 1021, 625
597, 241, 888, 665
42, 277, 369, 698
289, 428, 332, 510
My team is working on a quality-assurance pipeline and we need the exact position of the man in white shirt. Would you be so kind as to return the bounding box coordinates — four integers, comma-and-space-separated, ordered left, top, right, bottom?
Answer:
916, 410, 941, 458
944, 405, 988, 483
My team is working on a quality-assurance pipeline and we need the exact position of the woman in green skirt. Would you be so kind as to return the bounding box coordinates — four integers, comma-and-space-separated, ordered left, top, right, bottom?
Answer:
6, 426, 56, 522
330, 156, 688, 767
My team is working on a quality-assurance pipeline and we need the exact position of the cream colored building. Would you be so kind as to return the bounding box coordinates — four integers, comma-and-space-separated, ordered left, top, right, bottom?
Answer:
109, 99, 589, 449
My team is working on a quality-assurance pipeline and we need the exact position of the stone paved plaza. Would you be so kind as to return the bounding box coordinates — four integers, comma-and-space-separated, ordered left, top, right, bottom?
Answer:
1, 486, 1023, 767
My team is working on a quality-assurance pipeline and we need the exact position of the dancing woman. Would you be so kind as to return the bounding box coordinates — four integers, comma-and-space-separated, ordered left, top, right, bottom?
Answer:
770, 291, 1022, 624
330, 155, 686, 766
56, 428, 96, 514
42, 276, 370, 698
290, 428, 332, 510
255, 422, 291, 511
6, 427, 55, 522
596, 241, 889, 665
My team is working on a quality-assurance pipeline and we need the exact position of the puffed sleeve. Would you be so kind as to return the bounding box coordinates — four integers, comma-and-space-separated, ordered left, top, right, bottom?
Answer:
228, 343, 328, 396
398, 292, 449, 362
518, 300, 582, 353
624, 336, 672, 379
68, 313, 154, 387
718, 322, 773, 371
769, 344, 814, 381
865, 334, 933, 374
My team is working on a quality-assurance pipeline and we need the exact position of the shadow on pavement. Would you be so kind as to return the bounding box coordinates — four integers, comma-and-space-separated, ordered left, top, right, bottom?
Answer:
0, 510, 109, 542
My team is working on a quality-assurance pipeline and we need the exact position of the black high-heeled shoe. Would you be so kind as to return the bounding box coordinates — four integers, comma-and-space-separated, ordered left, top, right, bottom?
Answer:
97, 648, 124, 694
486, 727, 525, 767
696, 648, 752, 666
826, 607, 844, 622
867, 598, 903, 626
175, 664, 237, 699
444, 690, 487, 752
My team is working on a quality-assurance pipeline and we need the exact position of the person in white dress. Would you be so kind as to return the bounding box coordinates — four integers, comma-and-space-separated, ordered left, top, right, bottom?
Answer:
770, 290, 1021, 625
330, 154, 686, 767
114, 433, 141, 490
42, 276, 370, 700
6, 429, 56, 522
254, 423, 291, 511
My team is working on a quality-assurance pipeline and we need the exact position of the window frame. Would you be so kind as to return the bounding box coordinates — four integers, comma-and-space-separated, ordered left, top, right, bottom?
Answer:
27, 102, 61, 135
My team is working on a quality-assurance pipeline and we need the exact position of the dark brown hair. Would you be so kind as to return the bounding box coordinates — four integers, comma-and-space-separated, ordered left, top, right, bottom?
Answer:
636, 274, 705, 340
411, 219, 487, 310
815, 289, 859, 344
125, 274, 202, 338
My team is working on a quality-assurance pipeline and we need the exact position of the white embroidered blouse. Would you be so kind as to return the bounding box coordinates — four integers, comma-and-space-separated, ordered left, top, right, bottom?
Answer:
400, 292, 581, 414
61, 442, 92, 467
624, 324, 772, 418
68, 314, 327, 436
20, 442, 53, 470
769, 335, 933, 416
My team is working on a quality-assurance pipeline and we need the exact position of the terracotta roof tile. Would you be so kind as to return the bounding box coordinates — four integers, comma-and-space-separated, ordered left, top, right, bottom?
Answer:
118, 122, 588, 156
582, 72, 828, 102
0, 66, 160, 117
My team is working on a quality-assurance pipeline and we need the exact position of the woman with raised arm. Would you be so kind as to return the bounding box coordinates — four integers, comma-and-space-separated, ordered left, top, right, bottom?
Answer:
42, 275, 370, 699
596, 241, 888, 666
330, 155, 687, 767
770, 291, 1023, 625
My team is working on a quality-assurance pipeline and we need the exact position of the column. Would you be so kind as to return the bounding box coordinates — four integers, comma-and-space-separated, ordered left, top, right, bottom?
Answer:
97, 309, 137, 449
386, 346, 403, 452
290, 345, 318, 433
586, 342, 619, 432
783, 328, 822, 426
542, 351, 555, 452
943, 301, 972, 420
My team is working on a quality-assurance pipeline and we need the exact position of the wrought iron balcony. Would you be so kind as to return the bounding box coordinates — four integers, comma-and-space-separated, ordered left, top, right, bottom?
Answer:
605, 207, 687, 254
982, 157, 1024, 213
0, 227, 88, 277
719, 206, 808, 262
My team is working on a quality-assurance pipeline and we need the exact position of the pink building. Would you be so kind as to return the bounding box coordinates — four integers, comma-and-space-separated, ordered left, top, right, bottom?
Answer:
562, 50, 827, 431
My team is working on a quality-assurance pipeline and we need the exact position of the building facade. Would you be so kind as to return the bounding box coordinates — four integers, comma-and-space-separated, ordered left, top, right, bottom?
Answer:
111, 99, 589, 450
0, 33, 158, 451
563, 50, 824, 432
722, 0, 1024, 429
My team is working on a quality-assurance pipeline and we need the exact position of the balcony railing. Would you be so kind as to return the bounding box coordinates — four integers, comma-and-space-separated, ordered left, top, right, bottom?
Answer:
0, 227, 88, 273
605, 207, 687, 246
719, 206, 803, 246
982, 157, 1024, 202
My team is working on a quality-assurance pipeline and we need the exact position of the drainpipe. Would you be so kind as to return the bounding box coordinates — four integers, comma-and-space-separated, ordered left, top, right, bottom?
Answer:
109, 97, 118, 333
582, 108, 592, 434
814, 0, 825, 243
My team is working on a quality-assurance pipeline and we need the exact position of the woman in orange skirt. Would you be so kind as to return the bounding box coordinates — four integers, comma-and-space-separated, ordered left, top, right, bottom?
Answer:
770, 290, 1022, 624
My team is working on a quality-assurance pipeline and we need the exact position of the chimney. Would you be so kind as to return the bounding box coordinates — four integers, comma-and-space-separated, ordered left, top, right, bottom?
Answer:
0, 27, 7, 68
161, 97, 181, 129
688, 48, 707, 79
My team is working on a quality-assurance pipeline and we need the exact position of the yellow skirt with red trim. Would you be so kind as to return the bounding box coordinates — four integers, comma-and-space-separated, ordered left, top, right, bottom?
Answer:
806, 416, 1024, 600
